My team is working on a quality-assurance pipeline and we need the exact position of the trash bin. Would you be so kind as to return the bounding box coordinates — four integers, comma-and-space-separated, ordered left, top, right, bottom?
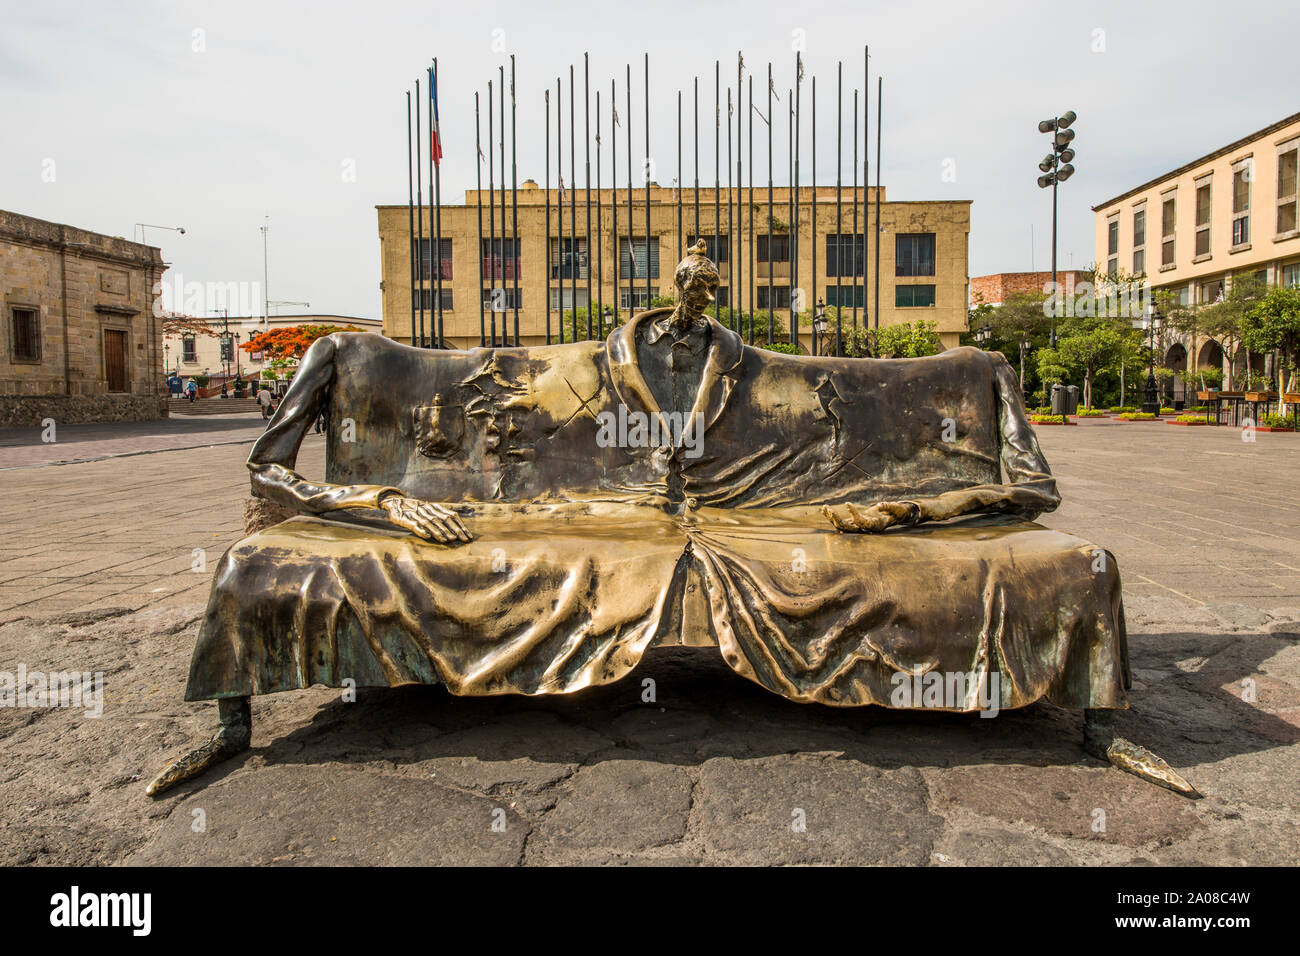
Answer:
1064, 385, 1081, 415
1050, 383, 1066, 416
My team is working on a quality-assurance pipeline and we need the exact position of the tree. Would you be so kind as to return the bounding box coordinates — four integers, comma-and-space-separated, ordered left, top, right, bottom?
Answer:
1242, 285, 1300, 396
1195, 274, 1267, 389
1055, 324, 1123, 409
240, 323, 364, 361
873, 320, 943, 358
161, 313, 220, 338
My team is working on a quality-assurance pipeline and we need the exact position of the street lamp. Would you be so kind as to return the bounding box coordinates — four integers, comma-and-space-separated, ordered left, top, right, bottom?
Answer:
1138, 302, 1162, 414
974, 323, 992, 345
812, 299, 828, 355
134, 223, 186, 244
1036, 110, 1077, 349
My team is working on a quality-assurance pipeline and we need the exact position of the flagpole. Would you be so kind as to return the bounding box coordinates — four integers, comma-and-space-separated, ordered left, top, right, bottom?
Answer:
693, 75, 700, 247
766, 63, 773, 345
556, 78, 563, 342
475, 91, 486, 347
813, 73, 821, 355
726, 86, 733, 330
875, 75, 882, 332
835, 64, 843, 354
794, 53, 801, 353
611, 77, 619, 327
569, 64, 577, 342
647, 53, 655, 310
748, 72, 754, 345
431, 60, 443, 349
498, 67, 507, 347
714, 59, 720, 322
863, 46, 870, 337
852, 88, 859, 336
596, 87, 604, 337
736, 52, 744, 334
415, 76, 425, 347
676, 91, 683, 260
545, 87, 551, 345
510, 55, 520, 347
584, 53, 593, 340
625, 64, 632, 317
407, 90, 416, 347
487, 78, 496, 346
787, 87, 793, 349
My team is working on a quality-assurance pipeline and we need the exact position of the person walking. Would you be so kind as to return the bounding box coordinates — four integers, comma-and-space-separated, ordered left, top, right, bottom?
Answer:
185, 379, 198, 404
257, 385, 273, 420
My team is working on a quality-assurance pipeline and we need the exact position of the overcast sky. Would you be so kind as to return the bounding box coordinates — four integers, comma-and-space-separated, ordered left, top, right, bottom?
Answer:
3, 0, 1297, 319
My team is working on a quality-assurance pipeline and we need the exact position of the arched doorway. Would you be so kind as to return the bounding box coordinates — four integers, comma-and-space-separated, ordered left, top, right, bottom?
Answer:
1165, 343, 1187, 405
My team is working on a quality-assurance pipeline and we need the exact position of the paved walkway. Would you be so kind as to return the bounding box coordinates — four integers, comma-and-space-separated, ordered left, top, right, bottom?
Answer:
0, 414, 271, 469
0, 420, 1296, 865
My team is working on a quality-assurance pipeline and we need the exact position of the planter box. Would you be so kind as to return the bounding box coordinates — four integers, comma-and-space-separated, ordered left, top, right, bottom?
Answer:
1254, 426, 1295, 433
1244, 391, 1278, 402
1028, 419, 1077, 426
1166, 420, 1213, 426
1197, 391, 1218, 401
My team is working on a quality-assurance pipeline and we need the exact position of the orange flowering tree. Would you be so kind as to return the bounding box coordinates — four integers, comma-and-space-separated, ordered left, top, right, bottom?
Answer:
240, 324, 363, 360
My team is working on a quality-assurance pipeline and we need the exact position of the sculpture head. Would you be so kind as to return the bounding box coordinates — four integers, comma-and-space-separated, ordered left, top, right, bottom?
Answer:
672, 240, 720, 326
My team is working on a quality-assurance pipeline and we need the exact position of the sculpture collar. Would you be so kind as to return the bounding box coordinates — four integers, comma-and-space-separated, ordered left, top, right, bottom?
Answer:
606, 307, 745, 438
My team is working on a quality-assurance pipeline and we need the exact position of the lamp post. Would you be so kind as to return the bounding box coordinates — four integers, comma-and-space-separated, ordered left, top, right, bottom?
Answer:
133, 223, 186, 244
974, 322, 992, 346
1139, 302, 1162, 414
812, 299, 828, 355
1036, 110, 1076, 349
211, 308, 231, 397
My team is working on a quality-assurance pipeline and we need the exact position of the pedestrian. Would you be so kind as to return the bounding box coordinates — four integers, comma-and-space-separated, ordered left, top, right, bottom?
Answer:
185, 379, 198, 404
257, 385, 273, 420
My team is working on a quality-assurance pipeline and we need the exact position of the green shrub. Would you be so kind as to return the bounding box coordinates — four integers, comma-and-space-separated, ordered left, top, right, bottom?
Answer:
1260, 413, 1295, 429
1109, 405, 1138, 413
1076, 408, 1104, 417
759, 341, 802, 355
1117, 412, 1157, 421
1159, 407, 1176, 415
1029, 414, 1067, 425
1175, 415, 1210, 424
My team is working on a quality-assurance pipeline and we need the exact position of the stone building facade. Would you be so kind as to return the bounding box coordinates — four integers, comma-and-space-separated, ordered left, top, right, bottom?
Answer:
377, 185, 971, 351
0, 209, 168, 426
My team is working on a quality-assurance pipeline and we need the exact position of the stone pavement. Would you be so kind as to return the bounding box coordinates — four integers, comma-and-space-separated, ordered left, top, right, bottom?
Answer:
0, 413, 271, 469
0, 420, 1297, 865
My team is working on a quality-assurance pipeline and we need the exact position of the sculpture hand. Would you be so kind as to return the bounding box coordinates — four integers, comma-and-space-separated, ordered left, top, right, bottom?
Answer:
380, 495, 473, 543
822, 500, 920, 534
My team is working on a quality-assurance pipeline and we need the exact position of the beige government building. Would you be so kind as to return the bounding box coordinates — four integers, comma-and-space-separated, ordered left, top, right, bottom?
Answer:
377, 185, 971, 352
1092, 111, 1300, 381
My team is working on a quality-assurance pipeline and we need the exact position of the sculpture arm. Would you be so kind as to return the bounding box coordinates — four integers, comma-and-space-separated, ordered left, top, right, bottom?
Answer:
824, 351, 1060, 533
246, 334, 404, 513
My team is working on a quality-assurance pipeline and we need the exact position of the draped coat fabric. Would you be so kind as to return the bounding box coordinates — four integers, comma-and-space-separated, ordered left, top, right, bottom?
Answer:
186, 319, 1129, 712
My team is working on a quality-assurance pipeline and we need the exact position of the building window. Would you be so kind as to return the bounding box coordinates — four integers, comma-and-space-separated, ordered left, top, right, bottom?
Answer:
756, 285, 791, 310
619, 237, 660, 279
715, 286, 730, 307
1282, 262, 1300, 288
895, 284, 936, 307
552, 287, 591, 310
481, 237, 520, 280
418, 238, 453, 280
686, 235, 729, 263
1132, 205, 1145, 275
618, 288, 651, 311
1232, 160, 1251, 247
414, 288, 454, 311
825, 235, 865, 277
1195, 180, 1212, 257
482, 287, 522, 312
181, 334, 197, 363
1278, 140, 1298, 236
757, 234, 790, 263
1161, 195, 1176, 267
825, 285, 865, 309
550, 237, 588, 279
9, 307, 40, 362
895, 233, 936, 277
1200, 278, 1224, 304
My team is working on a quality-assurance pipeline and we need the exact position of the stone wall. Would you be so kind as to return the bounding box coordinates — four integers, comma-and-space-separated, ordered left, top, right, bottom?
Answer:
0, 393, 169, 428
1, 209, 168, 424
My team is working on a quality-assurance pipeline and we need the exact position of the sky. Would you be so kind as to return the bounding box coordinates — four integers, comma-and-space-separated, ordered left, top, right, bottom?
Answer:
3, 0, 1298, 320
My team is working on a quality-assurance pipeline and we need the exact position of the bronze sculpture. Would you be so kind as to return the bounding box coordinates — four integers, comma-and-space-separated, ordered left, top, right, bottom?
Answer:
148, 243, 1198, 799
